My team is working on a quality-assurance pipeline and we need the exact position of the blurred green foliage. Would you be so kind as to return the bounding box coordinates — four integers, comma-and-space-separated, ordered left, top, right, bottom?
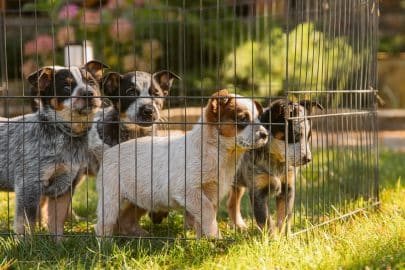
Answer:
379, 35, 405, 54
222, 22, 358, 99
20, 1, 361, 106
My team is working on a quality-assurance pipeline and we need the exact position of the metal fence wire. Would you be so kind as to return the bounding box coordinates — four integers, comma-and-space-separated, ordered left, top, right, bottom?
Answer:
0, 0, 378, 240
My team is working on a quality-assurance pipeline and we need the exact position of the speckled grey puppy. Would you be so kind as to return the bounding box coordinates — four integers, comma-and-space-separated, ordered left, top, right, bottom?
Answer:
0, 61, 107, 238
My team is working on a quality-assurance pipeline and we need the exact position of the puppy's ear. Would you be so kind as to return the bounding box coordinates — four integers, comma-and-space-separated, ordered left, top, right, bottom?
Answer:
102, 72, 121, 96
254, 100, 263, 116
259, 108, 271, 129
206, 89, 232, 122
269, 99, 285, 117
27, 67, 54, 93
209, 89, 231, 115
299, 100, 324, 114
152, 70, 181, 96
83, 60, 110, 82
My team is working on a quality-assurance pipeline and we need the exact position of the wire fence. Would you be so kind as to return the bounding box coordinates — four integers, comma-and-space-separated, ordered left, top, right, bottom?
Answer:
0, 0, 378, 240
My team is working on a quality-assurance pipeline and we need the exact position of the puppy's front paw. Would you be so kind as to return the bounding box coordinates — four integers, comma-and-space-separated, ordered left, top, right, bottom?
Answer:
203, 230, 222, 240
234, 219, 248, 230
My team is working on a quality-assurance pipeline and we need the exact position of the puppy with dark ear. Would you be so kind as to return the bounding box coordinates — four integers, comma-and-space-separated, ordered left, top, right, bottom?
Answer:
152, 70, 181, 96
229, 98, 323, 234
0, 61, 109, 240
89, 69, 180, 234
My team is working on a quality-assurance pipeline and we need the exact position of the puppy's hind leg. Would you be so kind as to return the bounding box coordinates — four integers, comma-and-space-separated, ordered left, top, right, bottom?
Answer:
227, 186, 247, 229
118, 203, 149, 237
96, 185, 120, 237
249, 188, 275, 234
185, 190, 219, 238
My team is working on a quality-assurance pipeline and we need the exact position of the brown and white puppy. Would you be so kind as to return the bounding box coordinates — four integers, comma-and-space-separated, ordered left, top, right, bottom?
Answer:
228, 99, 323, 234
0, 61, 107, 239
96, 89, 268, 238
88, 70, 180, 234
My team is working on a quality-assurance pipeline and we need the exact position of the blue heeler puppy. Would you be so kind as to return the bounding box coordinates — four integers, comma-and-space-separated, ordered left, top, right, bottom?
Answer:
0, 60, 108, 238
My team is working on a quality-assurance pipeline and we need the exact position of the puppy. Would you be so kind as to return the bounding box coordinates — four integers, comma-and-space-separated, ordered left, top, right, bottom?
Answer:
89, 70, 180, 154
87, 70, 180, 234
96, 89, 268, 238
228, 99, 323, 234
0, 60, 107, 238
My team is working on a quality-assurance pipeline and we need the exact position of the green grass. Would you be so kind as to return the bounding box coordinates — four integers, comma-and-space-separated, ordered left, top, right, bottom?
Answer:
0, 149, 404, 269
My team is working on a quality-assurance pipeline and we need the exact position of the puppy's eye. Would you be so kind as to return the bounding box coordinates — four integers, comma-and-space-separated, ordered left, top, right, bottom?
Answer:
125, 88, 138, 96
86, 80, 96, 87
64, 85, 72, 93
150, 88, 161, 96
236, 115, 250, 129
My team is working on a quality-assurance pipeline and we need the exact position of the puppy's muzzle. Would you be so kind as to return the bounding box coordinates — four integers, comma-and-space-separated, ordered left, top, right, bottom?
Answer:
74, 88, 101, 114
254, 126, 268, 147
137, 104, 158, 127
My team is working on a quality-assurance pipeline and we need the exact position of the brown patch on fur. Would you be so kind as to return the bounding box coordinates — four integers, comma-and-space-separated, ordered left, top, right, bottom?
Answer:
56, 108, 95, 134
285, 170, 296, 187
274, 131, 285, 140
202, 182, 218, 209
50, 98, 65, 111
38, 197, 48, 226
205, 89, 252, 138
255, 173, 280, 190
42, 164, 69, 184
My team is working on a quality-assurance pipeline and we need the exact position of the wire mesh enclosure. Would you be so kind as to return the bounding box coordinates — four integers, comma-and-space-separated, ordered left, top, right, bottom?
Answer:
0, 0, 379, 240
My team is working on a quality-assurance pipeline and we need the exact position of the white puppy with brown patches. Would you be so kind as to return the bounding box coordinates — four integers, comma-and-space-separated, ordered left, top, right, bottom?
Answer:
96, 89, 268, 238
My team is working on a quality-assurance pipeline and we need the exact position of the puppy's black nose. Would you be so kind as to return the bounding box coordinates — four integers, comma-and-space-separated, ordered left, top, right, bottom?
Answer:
302, 156, 312, 164
259, 130, 268, 140
84, 90, 94, 97
142, 105, 154, 116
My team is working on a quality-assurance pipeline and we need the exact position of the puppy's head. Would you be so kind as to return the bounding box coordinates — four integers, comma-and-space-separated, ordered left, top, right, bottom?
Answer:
205, 89, 268, 149
260, 99, 323, 166
102, 70, 180, 127
28, 60, 108, 128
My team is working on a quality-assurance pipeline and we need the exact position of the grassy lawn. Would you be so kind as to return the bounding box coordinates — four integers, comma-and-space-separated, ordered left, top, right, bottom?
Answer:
0, 149, 404, 269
